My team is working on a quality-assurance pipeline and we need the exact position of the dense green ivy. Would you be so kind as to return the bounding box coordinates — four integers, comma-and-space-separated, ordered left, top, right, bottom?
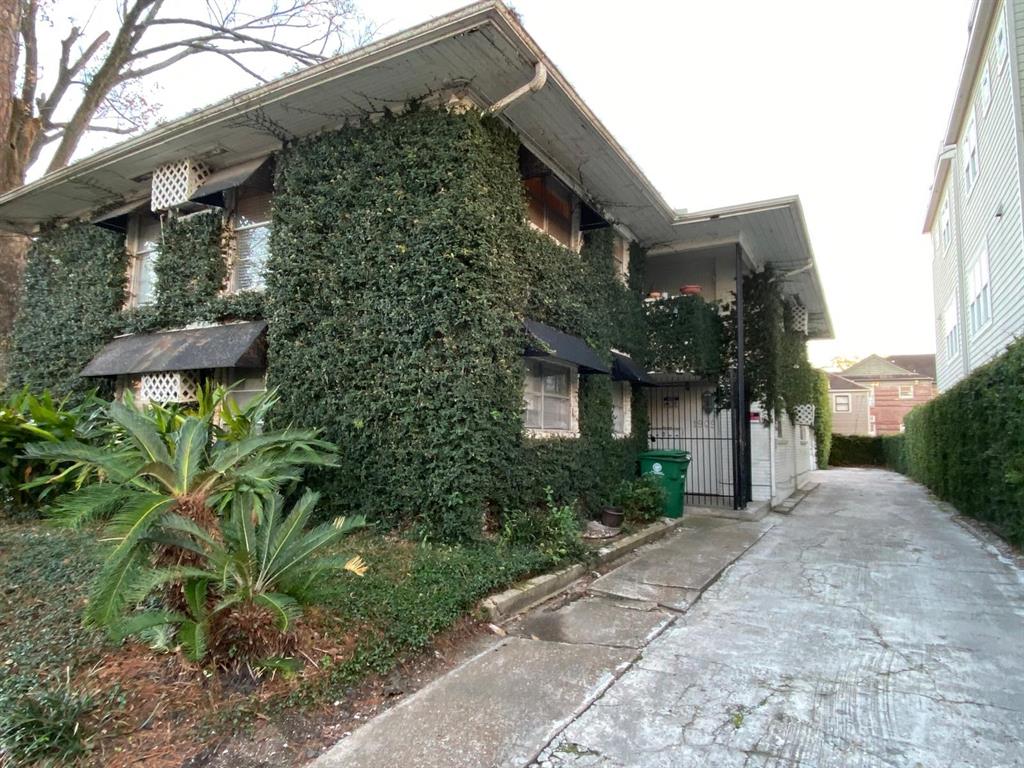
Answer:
725, 269, 815, 420
812, 369, 832, 468
6, 225, 129, 398
267, 107, 647, 539
884, 339, 1024, 546
644, 295, 724, 377
122, 212, 266, 335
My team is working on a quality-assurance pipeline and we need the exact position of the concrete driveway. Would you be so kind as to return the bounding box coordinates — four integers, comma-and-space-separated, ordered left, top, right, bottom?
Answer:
537, 469, 1024, 767
314, 469, 1024, 768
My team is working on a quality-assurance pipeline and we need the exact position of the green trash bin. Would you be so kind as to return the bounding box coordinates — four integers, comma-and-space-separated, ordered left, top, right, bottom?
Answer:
638, 450, 691, 518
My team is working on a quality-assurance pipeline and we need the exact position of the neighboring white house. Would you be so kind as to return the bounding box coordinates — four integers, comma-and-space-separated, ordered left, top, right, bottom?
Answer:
924, 0, 1024, 391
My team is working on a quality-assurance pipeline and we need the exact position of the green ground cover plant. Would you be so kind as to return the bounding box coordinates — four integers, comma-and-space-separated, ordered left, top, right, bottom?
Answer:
829, 434, 887, 467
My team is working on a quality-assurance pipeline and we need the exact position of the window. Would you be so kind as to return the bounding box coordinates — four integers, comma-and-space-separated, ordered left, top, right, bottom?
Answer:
129, 213, 161, 306
611, 381, 632, 437
962, 114, 980, 194
868, 389, 875, 407
943, 297, 960, 359
523, 360, 578, 435
940, 196, 952, 250
996, 16, 1008, 73
967, 244, 992, 334
231, 165, 273, 292
523, 175, 575, 249
612, 234, 630, 284
833, 394, 850, 413
226, 372, 267, 411
898, 385, 914, 399
868, 414, 877, 437
980, 62, 992, 115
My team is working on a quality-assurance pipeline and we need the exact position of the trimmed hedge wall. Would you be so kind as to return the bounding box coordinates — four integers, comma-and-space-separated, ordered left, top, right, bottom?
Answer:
885, 339, 1024, 546
267, 106, 647, 540
829, 434, 886, 467
812, 369, 832, 468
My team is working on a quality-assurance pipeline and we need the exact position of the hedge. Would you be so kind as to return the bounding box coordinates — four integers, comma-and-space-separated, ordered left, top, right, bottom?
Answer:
812, 369, 832, 468
829, 434, 886, 467
884, 339, 1024, 546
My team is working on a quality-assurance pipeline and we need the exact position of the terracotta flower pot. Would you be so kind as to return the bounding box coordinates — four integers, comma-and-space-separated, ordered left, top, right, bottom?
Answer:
680, 284, 702, 296
601, 506, 624, 528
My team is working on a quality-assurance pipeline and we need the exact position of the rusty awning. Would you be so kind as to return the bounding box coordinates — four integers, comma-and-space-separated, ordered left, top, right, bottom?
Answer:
80, 321, 267, 377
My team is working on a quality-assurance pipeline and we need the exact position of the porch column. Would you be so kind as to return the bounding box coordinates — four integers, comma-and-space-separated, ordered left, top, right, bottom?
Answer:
733, 243, 748, 509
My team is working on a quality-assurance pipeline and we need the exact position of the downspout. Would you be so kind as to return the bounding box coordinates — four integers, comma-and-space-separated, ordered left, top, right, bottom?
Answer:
486, 62, 548, 114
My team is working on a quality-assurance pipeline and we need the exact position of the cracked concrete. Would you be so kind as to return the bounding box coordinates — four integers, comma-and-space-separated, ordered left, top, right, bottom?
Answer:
311, 469, 1024, 768
535, 469, 1024, 767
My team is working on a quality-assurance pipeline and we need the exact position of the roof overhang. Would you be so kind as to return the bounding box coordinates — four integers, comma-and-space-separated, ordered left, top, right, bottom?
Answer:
648, 196, 833, 339
80, 321, 267, 377
0, 1, 675, 242
923, 0, 996, 232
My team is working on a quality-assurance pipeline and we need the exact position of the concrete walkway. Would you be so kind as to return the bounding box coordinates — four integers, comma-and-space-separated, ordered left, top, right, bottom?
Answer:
312, 469, 1024, 768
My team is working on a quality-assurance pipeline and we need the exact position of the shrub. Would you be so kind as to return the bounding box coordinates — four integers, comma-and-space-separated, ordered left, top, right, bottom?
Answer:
0, 389, 105, 517
26, 387, 363, 665
886, 339, 1024, 546
501, 487, 584, 561
829, 434, 886, 466
614, 475, 666, 523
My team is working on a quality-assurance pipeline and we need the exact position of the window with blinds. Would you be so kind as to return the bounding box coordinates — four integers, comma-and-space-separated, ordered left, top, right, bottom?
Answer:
130, 213, 161, 307
231, 162, 274, 292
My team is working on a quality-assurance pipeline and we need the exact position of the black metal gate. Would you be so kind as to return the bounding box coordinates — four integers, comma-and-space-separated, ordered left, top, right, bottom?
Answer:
647, 376, 750, 510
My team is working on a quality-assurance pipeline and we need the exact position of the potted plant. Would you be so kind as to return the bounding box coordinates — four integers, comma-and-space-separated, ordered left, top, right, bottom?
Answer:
600, 483, 628, 528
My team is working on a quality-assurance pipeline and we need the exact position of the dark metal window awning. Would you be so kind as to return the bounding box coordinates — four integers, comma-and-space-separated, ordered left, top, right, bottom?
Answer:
80, 321, 267, 378
524, 319, 609, 374
611, 351, 654, 385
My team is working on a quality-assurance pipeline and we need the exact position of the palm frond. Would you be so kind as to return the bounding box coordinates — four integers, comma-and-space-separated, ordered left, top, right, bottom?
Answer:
113, 610, 186, 641
45, 483, 133, 528
173, 417, 209, 493
109, 401, 172, 466
253, 592, 302, 631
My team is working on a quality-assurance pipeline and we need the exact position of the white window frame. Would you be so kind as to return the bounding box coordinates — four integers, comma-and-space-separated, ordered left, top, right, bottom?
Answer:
833, 394, 850, 413
943, 296, 960, 359
939, 195, 952, 251
980, 61, 992, 115
868, 388, 875, 407
898, 384, 914, 400
611, 381, 632, 438
967, 243, 992, 335
868, 414, 877, 437
612, 234, 630, 285
996, 15, 1008, 74
230, 189, 272, 293
128, 214, 160, 308
962, 113, 980, 196
523, 359, 580, 438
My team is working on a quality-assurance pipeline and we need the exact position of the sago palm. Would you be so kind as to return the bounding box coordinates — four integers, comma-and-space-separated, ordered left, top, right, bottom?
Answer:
25, 389, 339, 633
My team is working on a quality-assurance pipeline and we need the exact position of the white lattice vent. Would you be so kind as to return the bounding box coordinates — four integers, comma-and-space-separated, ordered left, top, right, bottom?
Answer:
151, 159, 210, 211
793, 403, 815, 426
790, 304, 809, 335
139, 370, 200, 404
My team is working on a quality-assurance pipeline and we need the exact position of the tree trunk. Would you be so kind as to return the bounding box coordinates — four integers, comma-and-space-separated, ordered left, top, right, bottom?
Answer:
0, 0, 28, 387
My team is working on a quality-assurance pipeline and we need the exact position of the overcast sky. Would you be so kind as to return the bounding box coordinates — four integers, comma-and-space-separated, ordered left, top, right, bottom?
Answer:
54, 1, 972, 368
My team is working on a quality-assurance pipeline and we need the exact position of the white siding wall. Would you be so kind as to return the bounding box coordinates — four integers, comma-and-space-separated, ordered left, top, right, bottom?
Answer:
750, 411, 773, 502
932, 0, 1024, 390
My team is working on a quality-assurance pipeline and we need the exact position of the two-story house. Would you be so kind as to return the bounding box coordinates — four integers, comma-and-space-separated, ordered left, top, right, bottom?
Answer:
0, 1, 831, 526
924, 0, 1024, 391
830, 355, 937, 436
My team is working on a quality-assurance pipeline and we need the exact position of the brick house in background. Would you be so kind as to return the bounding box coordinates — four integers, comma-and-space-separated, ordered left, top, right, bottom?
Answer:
834, 355, 937, 435
827, 373, 871, 435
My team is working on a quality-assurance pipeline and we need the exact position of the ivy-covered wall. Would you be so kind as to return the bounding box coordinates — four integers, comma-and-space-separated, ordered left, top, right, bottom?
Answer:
267, 106, 648, 539
9, 106, 651, 541
7, 225, 129, 397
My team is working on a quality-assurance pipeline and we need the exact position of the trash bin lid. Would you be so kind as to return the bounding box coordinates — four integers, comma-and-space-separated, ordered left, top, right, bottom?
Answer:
639, 450, 691, 462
